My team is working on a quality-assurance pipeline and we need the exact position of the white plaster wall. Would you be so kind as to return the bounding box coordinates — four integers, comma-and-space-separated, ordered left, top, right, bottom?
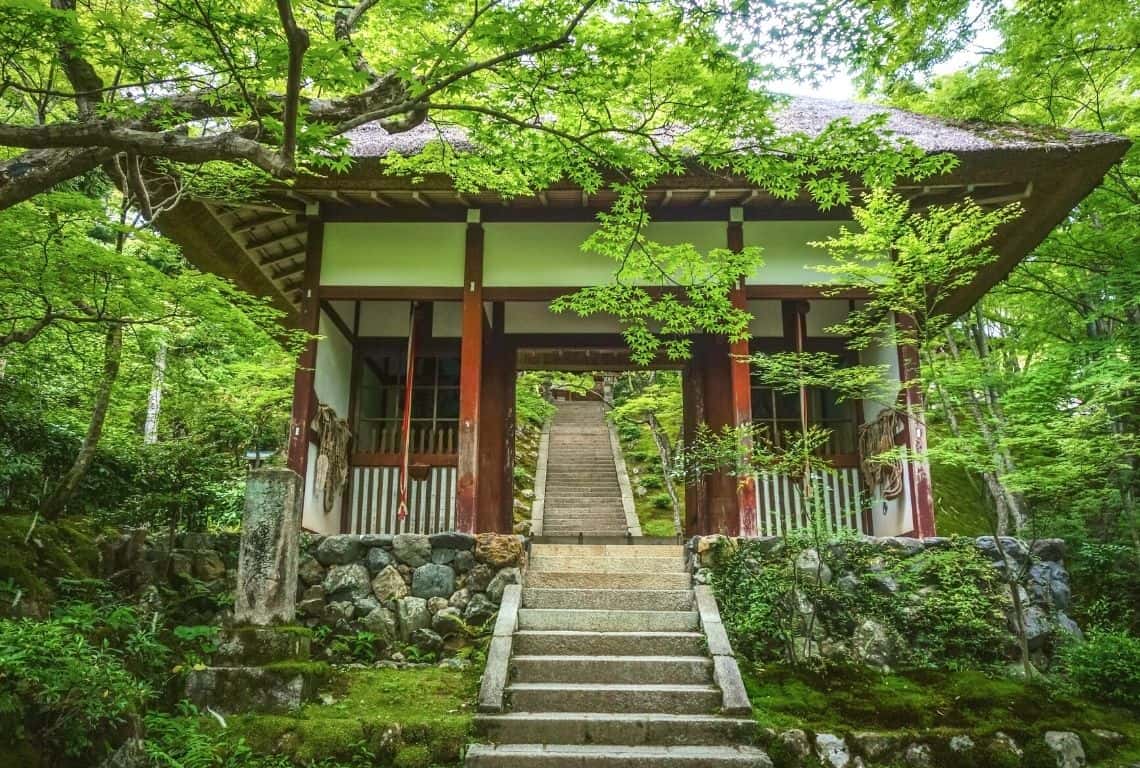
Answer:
805, 299, 851, 337
357, 301, 411, 337
858, 317, 910, 536
747, 299, 783, 336
504, 301, 625, 334
321, 223, 466, 286
303, 310, 353, 533
484, 221, 728, 287
741, 220, 848, 285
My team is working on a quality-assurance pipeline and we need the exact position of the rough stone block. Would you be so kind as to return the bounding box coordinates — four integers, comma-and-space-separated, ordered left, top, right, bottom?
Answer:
411, 562, 456, 599
315, 535, 363, 565
185, 663, 326, 714
212, 626, 312, 666
234, 468, 303, 625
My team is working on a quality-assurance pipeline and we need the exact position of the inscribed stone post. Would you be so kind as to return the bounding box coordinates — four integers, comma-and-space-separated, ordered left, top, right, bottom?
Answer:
234, 468, 303, 624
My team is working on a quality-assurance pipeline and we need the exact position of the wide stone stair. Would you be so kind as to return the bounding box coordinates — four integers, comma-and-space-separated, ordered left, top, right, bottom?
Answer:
467, 543, 769, 767
540, 402, 630, 537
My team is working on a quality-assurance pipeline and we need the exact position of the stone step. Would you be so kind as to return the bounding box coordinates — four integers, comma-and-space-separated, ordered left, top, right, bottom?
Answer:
466, 744, 772, 768
504, 683, 721, 714
517, 609, 699, 632
513, 630, 706, 657
511, 655, 712, 685
474, 712, 757, 747
531, 545, 684, 557
525, 571, 691, 590
523, 588, 694, 611
530, 557, 683, 573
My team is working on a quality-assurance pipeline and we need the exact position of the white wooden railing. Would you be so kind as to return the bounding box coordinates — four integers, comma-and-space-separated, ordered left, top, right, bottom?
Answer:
755, 466, 866, 536
345, 465, 457, 534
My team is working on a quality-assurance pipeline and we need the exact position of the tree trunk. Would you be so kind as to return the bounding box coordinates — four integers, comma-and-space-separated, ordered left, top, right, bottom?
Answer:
41, 322, 123, 519
143, 339, 166, 444
943, 330, 1027, 530
647, 411, 683, 535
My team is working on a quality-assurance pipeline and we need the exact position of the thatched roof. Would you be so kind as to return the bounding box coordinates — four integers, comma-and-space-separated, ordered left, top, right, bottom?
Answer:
341, 95, 1124, 158
157, 97, 1130, 327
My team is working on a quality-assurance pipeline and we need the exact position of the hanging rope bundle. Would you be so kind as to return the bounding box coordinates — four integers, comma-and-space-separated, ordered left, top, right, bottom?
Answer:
313, 403, 352, 515
859, 408, 904, 500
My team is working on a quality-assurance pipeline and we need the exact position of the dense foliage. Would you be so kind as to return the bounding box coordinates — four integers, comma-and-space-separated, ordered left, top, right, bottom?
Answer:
886, 0, 1140, 634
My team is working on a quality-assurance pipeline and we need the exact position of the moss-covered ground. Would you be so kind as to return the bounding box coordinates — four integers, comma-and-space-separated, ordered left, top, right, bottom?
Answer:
225, 664, 479, 767
745, 665, 1140, 766
0, 513, 104, 613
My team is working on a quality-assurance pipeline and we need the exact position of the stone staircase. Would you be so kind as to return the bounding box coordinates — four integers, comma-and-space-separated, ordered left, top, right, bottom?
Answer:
467, 543, 770, 767
540, 401, 630, 537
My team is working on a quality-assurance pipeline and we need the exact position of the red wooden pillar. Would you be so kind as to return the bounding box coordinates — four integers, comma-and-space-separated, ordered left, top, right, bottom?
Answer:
456, 215, 484, 533
727, 215, 757, 537
682, 362, 706, 535
286, 219, 324, 476
701, 335, 738, 535
895, 313, 937, 538
478, 302, 508, 532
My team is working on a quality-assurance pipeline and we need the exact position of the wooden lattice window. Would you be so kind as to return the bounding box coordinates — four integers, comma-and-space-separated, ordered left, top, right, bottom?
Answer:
353, 350, 460, 455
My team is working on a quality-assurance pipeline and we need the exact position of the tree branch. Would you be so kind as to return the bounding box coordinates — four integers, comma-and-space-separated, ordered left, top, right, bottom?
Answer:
0, 122, 295, 178
275, 0, 310, 162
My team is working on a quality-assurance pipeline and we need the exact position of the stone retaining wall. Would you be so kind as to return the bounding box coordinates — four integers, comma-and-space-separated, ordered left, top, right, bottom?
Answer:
688, 534, 1080, 670
98, 529, 526, 659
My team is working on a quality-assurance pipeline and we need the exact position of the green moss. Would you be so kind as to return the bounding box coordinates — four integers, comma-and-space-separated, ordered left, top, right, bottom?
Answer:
744, 665, 1140, 763
0, 514, 104, 612
262, 660, 329, 678
226, 665, 478, 766
393, 744, 432, 767
929, 454, 993, 537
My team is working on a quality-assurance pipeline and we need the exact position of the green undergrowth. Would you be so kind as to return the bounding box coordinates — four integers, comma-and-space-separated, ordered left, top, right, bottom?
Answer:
745, 665, 1140, 765
617, 424, 683, 538
224, 665, 479, 767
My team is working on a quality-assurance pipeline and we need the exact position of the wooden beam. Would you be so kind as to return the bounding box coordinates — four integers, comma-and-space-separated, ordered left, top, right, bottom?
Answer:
319, 285, 464, 301
286, 220, 324, 476
319, 299, 355, 344
456, 221, 484, 533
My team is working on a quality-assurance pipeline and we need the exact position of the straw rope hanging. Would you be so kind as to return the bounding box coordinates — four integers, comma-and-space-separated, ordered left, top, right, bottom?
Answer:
858, 408, 904, 500
313, 403, 352, 515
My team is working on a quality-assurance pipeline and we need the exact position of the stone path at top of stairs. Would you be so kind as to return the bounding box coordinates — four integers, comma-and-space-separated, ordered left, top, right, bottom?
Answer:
540, 401, 630, 537
467, 544, 770, 767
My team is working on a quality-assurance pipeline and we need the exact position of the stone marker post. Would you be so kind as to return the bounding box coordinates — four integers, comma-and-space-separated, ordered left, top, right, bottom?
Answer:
235, 467, 303, 625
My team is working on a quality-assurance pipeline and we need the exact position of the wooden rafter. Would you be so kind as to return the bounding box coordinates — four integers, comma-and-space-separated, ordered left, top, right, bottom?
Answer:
247, 226, 308, 251
230, 211, 297, 234
260, 243, 307, 266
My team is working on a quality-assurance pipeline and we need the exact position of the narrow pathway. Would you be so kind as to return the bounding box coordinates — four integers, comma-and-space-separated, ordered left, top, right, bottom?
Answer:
467, 543, 768, 767
540, 401, 629, 537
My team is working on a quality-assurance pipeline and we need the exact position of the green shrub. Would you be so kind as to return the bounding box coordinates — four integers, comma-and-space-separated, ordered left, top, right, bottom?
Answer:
0, 617, 151, 762
1056, 629, 1140, 708
640, 474, 664, 490
650, 492, 673, 510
